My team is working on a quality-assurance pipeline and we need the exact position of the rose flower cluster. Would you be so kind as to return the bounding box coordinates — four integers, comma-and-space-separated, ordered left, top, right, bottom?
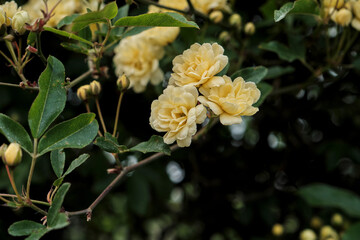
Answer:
149, 43, 261, 147
323, 0, 360, 30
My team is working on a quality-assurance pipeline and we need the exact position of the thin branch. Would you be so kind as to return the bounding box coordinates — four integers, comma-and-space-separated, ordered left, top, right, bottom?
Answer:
0, 82, 39, 90
65, 70, 92, 90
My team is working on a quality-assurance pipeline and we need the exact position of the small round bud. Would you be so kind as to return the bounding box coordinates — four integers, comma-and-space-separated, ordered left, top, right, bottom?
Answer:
77, 85, 91, 101
3, 143, 22, 167
12, 10, 30, 35
244, 22, 256, 35
310, 216, 323, 229
209, 10, 223, 23
320, 225, 339, 240
331, 213, 343, 227
272, 223, 284, 237
334, 8, 352, 26
89, 80, 101, 95
300, 229, 317, 240
229, 13, 241, 28
0, 144, 8, 163
117, 74, 130, 92
219, 31, 230, 42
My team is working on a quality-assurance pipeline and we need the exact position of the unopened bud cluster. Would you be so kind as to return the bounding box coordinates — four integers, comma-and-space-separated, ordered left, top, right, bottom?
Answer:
323, 0, 360, 30
77, 80, 102, 101
0, 1, 30, 35
1, 143, 22, 167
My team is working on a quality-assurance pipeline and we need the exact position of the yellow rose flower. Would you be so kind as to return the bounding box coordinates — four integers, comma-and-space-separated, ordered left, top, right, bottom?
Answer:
113, 36, 165, 93
1, 1, 19, 26
150, 85, 207, 147
169, 42, 228, 88
137, 27, 180, 46
198, 76, 260, 125
148, 0, 188, 13
191, 0, 228, 15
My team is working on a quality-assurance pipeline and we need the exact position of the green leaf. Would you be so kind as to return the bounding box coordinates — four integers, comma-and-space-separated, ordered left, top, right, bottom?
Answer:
37, 113, 99, 156
121, 26, 153, 38
254, 82, 273, 107
27, 32, 37, 45
44, 27, 93, 46
8, 220, 45, 236
274, 0, 320, 22
111, 4, 130, 36
130, 135, 171, 156
57, 14, 80, 28
0, 113, 33, 154
28, 56, 66, 139
53, 177, 64, 187
299, 183, 360, 218
72, 1, 118, 32
231, 66, 268, 84
114, 12, 199, 29
63, 154, 89, 177
260, 41, 305, 62
51, 213, 70, 230
94, 132, 128, 153
343, 222, 360, 240
51, 149, 66, 178
25, 229, 49, 240
47, 183, 71, 227
264, 66, 295, 79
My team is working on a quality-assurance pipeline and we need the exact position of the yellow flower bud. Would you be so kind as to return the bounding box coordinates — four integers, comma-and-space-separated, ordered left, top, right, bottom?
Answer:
1, 1, 18, 26
272, 223, 284, 236
324, 0, 344, 9
219, 31, 230, 42
3, 143, 22, 167
229, 13, 241, 28
209, 10, 223, 23
77, 85, 91, 101
117, 74, 130, 92
11, 10, 30, 35
89, 80, 101, 95
244, 22, 256, 35
352, 17, 360, 30
0, 8, 6, 26
354, 1, 360, 19
334, 8, 352, 26
310, 216, 323, 229
320, 226, 339, 240
0, 144, 8, 164
331, 213, 343, 227
300, 229, 317, 240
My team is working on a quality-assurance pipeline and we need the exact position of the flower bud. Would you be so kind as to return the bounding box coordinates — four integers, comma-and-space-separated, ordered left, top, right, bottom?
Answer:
352, 17, 360, 31
272, 223, 284, 236
354, 1, 360, 19
3, 143, 22, 167
320, 226, 339, 240
334, 8, 352, 26
0, 8, 6, 26
0, 144, 8, 164
2, 1, 19, 26
12, 10, 30, 35
209, 10, 223, 23
219, 31, 230, 42
324, 0, 344, 9
300, 229, 317, 240
77, 85, 91, 101
310, 216, 323, 229
331, 213, 343, 227
244, 22, 255, 35
89, 80, 101, 95
229, 13, 241, 28
117, 74, 130, 92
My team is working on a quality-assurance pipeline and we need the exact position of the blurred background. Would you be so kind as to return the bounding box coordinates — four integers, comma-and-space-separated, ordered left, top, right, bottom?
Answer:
1, 0, 360, 239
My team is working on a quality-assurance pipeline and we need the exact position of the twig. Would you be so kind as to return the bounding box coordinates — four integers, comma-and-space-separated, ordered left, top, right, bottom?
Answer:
0, 82, 39, 90
65, 70, 92, 90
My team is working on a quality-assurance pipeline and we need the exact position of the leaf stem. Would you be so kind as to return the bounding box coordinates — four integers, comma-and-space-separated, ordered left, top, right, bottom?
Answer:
36, 32, 47, 65
95, 97, 107, 134
0, 193, 50, 206
26, 138, 38, 200
5, 40, 18, 65
0, 82, 39, 90
112, 92, 124, 137
65, 70, 92, 90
